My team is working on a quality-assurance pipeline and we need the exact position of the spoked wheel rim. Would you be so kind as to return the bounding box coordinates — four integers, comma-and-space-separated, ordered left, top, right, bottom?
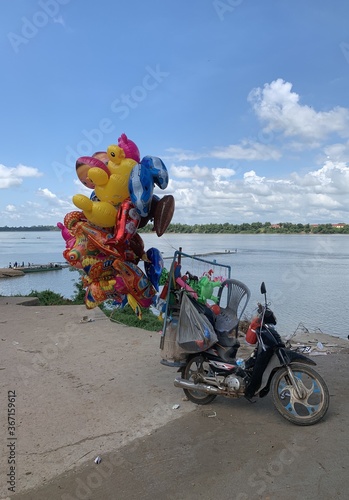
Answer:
182, 356, 217, 404
272, 363, 329, 425
185, 357, 211, 399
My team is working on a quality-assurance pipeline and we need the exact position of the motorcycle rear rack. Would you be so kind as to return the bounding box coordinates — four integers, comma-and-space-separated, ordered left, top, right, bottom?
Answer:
159, 249, 232, 367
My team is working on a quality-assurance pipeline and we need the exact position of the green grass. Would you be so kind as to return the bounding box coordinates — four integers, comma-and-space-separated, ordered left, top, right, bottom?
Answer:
0, 280, 86, 306
101, 301, 164, 332
0, 279, 163, 331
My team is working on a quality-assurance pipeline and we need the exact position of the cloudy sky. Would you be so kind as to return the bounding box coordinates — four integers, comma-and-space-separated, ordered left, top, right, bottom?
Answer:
1, 0, 349, 227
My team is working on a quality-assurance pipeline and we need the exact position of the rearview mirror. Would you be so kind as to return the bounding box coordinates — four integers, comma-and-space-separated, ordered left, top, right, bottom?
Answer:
260, 282, 266, 295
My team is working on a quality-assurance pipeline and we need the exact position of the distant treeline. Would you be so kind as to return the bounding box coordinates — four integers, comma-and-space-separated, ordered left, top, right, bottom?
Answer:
1, 222, 348, 234
0, 226, 58, 231
140, 222, 349, 234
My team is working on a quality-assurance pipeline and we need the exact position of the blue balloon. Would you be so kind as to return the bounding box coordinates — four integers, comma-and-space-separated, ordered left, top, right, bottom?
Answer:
144, 247, 164, 292
128, 156, 169, 217
140, 156, 169, 189
129, 163, 153, 217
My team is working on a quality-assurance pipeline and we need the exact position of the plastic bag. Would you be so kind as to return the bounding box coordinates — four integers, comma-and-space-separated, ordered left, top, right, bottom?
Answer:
177, 293, 218, 353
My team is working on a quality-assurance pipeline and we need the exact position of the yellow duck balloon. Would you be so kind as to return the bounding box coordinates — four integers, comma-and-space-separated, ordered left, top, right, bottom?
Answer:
72, 194, 117, 228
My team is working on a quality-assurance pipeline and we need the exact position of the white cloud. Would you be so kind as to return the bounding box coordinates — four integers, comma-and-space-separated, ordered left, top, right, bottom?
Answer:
212, 168, 236, 179
248, 79, 349, 141
163, 148, 203, 161
211, 140, 281, 161
324, 141, 349, 162
0, 163, 42, 189
37, 188, 74, 214
171, 164, 212, 180
73, 178, 93, 196
15, 165, 42, 177
38, 188, 57, 199
5, 204, 17, 212
170, 159, 349, 224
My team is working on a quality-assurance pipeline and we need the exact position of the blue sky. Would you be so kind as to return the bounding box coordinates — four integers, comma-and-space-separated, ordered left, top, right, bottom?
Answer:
1, 0, 349, 227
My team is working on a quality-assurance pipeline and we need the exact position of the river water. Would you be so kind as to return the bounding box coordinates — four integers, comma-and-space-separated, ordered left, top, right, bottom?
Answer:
0, 231, 348, 340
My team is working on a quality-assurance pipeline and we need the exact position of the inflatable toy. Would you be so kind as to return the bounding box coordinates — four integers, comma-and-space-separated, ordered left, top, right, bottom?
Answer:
63, 227, 90, 269
76, 154, 109, 189
112, 199, 141, 246
141, 155, 169, 189
106, 144, 137, 174
72, 194, 117, 228
63, 210, 87, 230
129, 156, 169, 217
57, 222, 76, 249
118, 133, 140, 163
88, 164, 136, 207
84, 277, 125, 309
112, 259, 156, 308
153, 194, 175, 237
197, 276, 221, 304
144, 247, 164, 291
93, 151, 109, 165
60, 133, 176, 315
176, 277, 198, 299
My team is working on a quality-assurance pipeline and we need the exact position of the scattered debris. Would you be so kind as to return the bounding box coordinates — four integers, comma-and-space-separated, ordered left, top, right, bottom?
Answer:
80, 316, 94, 323
172, 404, 180, 410
94, 456, 102, 464
296, 346, 312, 354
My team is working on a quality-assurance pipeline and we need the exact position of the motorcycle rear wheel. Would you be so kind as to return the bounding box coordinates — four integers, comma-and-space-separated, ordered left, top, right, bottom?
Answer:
182, 355, 217, 405
271, 363, 329, 426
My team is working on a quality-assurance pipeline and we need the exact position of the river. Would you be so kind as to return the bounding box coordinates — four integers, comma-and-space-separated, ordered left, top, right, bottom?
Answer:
0, 231, 348, 340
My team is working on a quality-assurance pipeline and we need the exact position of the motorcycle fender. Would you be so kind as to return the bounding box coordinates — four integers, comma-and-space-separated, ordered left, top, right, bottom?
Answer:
257, 353, 282, 394
284, 349, 317, 365
257, 350, 317, 396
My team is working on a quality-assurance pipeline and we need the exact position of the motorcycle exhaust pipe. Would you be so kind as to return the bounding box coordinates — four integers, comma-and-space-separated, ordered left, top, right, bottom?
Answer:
174, 377, 223, 395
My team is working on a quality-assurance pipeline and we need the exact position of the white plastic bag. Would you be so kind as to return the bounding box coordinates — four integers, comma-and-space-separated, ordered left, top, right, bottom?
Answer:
177, 293, 218, 353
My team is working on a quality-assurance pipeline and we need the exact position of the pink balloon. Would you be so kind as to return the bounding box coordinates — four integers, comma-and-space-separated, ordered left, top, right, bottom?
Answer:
118, 133, 141, 163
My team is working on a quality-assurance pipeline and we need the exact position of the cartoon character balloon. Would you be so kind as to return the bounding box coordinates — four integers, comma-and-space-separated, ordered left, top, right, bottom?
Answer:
59, 133, 175, 316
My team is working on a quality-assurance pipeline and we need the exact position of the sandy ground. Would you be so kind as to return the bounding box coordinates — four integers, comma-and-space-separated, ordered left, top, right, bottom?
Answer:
0, 298, 348, 500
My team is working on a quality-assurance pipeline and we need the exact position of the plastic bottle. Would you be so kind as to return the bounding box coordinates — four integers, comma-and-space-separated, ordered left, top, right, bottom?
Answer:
236, 358, 245, 369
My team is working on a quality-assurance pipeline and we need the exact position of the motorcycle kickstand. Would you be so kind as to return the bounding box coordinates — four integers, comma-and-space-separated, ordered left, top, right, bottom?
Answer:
244, 395, 256, 404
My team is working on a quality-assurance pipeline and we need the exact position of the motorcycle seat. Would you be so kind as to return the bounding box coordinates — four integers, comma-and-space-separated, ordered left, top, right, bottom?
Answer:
216, 342, 240, 362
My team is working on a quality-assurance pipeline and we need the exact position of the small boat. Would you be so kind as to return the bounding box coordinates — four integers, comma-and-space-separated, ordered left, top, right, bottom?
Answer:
22, 264, 63, 273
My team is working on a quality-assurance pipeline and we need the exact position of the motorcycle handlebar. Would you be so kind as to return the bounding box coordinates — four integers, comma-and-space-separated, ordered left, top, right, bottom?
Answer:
255, 302, 277, 325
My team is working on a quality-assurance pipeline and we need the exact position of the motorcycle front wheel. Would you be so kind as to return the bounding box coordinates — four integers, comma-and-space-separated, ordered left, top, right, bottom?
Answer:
271, 363, 329, 426
182, 355, 217, 405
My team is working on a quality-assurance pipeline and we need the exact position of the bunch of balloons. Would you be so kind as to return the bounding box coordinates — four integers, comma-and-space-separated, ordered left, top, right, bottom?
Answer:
57, 133, 175, 318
